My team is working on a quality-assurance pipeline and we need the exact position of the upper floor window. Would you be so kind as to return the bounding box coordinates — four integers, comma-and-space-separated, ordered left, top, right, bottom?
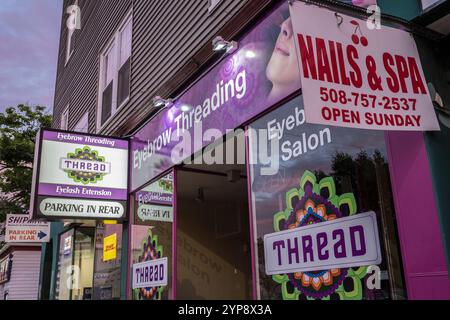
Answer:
97, 13, 132, 130
61, 105, 69, 130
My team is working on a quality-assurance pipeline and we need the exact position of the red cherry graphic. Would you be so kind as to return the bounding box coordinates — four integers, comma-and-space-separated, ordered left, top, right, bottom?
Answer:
360, 36, 368, 47
352, 34, 359, 44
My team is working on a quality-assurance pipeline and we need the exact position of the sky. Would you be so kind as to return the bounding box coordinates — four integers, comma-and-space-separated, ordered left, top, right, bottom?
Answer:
0, 0, 63, 113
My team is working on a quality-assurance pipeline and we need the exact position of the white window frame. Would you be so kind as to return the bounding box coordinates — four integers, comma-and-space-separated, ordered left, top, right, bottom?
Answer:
74, 112, 89, 133
96, 11, 132, 132
61, 105, 69, 130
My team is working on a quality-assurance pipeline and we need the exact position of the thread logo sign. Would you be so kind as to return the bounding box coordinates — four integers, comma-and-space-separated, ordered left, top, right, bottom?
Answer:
60, 146, 111, 185
264, 211, 382, 276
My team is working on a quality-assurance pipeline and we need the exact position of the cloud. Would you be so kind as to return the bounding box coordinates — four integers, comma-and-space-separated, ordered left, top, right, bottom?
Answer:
0, 0, 62, 113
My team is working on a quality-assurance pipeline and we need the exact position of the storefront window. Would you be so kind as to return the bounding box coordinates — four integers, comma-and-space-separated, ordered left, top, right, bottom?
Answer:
55, 229, 74, 300
55, 228, 95, 300
93, 223, 123, 300
131, 172, 174, 300
248, 96, 406, 300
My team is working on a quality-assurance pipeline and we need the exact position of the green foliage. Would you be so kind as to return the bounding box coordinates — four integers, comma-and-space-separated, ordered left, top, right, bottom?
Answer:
0, 104, 52, 221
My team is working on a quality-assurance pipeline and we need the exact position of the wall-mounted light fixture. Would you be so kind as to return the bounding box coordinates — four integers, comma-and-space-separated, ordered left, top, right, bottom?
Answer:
212, 36, 238, 54
152, 96, 173, 108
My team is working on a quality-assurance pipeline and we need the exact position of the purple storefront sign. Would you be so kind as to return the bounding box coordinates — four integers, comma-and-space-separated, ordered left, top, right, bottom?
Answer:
135, 190, 173, 206
43, 130, 128, 150
131, 2, 300, 191
38, 183, 128, 201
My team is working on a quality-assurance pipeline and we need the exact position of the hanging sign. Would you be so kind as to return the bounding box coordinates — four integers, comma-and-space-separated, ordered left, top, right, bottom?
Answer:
264, 211, 382, 275
30, 129, 129, 220
5, 214, 50, 243
290, 1, 440, 131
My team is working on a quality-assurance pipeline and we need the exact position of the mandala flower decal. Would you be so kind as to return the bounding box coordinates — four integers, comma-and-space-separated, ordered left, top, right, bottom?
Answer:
272, 170, 368, 300
64, 146, 107, 185
134, 229, 165, 300
158, 178, 173, 193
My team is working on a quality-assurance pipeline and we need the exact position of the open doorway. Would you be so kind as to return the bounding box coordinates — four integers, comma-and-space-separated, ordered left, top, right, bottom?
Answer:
175, 132, 253, 299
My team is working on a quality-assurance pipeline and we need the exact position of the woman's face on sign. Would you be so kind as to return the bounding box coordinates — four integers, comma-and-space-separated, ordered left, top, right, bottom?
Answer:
266, 17, 299, 90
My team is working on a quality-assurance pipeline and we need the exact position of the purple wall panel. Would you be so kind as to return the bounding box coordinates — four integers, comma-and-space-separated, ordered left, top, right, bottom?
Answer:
386, 131, 450, 299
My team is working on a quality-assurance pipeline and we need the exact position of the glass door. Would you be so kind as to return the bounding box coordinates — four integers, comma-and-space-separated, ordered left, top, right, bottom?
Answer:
71, 228, 95, 300
55, 229, 74, 300
55, 227, 95, 300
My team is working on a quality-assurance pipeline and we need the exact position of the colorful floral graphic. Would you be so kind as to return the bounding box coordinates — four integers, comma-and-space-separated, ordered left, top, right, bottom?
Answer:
272, 170, 368, 300
64, 146, 107, 185
158, 178, 173, 193
133, 229, 165, 300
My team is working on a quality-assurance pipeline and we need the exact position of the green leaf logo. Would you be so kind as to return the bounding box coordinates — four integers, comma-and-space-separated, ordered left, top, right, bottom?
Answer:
62, 146, 109, 185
